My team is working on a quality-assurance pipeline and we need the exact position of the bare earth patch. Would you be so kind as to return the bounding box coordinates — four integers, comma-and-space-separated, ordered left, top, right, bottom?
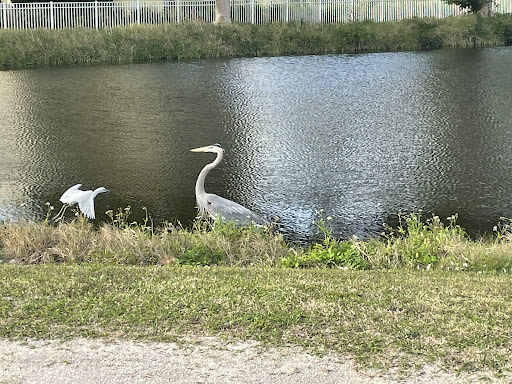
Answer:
0, 338, 506, 384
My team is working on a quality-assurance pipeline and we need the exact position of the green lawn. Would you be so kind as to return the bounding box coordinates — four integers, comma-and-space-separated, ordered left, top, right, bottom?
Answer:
1, 264, 511, 375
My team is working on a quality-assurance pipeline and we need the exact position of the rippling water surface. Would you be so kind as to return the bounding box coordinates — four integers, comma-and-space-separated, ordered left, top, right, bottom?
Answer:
1, 47, 512, 240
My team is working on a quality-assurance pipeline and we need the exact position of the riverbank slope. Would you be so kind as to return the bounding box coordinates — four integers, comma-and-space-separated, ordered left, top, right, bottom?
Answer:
1, 14, 512, 68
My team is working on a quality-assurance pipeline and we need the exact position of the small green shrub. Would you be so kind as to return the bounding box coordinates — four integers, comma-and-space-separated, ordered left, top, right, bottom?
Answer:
281, 214, 369, 269
411, 18, 444, 49
383, 212, 467, 267
282, 237, 369, 269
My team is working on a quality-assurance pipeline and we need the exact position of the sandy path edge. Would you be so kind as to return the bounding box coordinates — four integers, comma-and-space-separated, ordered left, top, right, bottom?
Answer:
0, 337, 505, 384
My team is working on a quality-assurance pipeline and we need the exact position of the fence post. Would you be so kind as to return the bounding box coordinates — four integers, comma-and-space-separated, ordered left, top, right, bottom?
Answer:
251, 0, 255, 23
318, 0, 322, 22
285, 0, 289, 22
1, 3, 6, 30
49, 1, 54, 29
137, 0, 140, 24
176, 0, 180, 23
94, 0, 98, 29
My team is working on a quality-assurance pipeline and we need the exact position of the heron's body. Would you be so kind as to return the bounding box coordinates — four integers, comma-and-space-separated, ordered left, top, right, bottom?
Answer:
59, 183, 108, 219
191, 144, 268, 226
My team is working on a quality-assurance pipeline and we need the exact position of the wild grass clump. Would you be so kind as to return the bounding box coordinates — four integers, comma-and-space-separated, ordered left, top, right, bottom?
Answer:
376, 213, 512, 273
280, 212, 512, 272
281, 212, 469, 269
281, 215, 371, 269
1, 14, 512, 68
0, 206, 293, 266
376, 213, 468, 268
2, 207, 512, 272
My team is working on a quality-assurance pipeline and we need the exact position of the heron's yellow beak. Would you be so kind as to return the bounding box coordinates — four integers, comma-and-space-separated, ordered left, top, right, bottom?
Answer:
190, 146, 210, 152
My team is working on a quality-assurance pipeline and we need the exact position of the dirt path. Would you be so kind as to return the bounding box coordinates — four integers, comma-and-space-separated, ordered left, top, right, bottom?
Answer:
0, 338, 505, 383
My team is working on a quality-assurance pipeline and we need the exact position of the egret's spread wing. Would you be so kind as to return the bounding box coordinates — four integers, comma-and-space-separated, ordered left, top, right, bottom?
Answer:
78, 197, 96, 219
60, 184, 82, 204
205, 194, 267, 226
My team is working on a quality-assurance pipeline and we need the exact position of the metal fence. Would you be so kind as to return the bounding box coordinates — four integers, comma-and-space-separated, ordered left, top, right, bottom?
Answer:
0, 0, 510, 30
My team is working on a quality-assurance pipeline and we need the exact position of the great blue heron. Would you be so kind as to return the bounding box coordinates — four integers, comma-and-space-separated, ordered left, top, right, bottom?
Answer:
54, 183, 108, 220
191, 144, 268, 226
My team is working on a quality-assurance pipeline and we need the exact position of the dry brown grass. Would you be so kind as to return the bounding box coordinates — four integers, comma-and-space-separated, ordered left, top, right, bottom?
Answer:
0, 218, 293, 266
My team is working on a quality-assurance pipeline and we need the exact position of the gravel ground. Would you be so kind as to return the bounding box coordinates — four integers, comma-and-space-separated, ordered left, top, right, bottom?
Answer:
0, 338, 506, 384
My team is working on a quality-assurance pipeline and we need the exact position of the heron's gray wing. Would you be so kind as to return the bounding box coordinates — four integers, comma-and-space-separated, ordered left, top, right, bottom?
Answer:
205, 194, 268, 226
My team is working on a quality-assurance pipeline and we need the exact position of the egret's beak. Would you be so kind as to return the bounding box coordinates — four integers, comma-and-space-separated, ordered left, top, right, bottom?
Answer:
191, 146, 210, 153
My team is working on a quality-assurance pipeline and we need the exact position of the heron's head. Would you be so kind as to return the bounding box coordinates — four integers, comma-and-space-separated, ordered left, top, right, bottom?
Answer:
190, 143, 224, 154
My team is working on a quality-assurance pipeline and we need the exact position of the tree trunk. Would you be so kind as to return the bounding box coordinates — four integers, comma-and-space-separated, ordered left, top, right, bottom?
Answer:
215, 0, 231, 23
478, 0, 495, 15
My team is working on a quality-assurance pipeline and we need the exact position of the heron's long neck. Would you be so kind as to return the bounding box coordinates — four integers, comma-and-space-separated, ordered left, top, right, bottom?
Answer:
195, 151, 223, 197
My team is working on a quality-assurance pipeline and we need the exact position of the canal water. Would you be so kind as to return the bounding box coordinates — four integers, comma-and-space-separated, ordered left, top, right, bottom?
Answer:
1, 46, 511, 240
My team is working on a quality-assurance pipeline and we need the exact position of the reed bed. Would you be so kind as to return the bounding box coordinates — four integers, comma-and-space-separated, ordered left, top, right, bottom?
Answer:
1, 14, 512, 68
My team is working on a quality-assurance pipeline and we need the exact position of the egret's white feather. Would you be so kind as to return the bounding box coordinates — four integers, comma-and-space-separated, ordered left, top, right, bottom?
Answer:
78, 193, 95, 219
58, 184, 107, 220
60, 184, 82, 204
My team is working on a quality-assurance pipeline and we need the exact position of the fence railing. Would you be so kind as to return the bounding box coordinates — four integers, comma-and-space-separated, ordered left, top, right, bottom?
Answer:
0, 0, 510, 30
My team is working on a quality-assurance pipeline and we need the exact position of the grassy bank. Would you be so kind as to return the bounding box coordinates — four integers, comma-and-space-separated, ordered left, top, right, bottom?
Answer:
1, 14, 512, 68
2, 210, 512, 272
1, 213, 512, 376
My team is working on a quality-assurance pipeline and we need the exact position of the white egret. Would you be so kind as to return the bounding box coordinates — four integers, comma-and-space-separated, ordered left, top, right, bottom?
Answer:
54, 183, 108, 220
191, 144, 268, 226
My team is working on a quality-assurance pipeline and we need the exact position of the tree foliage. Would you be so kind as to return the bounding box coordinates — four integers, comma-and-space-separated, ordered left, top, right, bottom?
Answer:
445, 0, 493, 14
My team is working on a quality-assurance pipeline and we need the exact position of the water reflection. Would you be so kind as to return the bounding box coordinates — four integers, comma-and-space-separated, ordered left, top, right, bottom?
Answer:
217, 53, 448, 237
1, 47, 512, 240
419, 48, 512, 231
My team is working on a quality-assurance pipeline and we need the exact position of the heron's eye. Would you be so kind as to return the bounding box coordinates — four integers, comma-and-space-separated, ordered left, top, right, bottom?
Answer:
207, 201, 212, 205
